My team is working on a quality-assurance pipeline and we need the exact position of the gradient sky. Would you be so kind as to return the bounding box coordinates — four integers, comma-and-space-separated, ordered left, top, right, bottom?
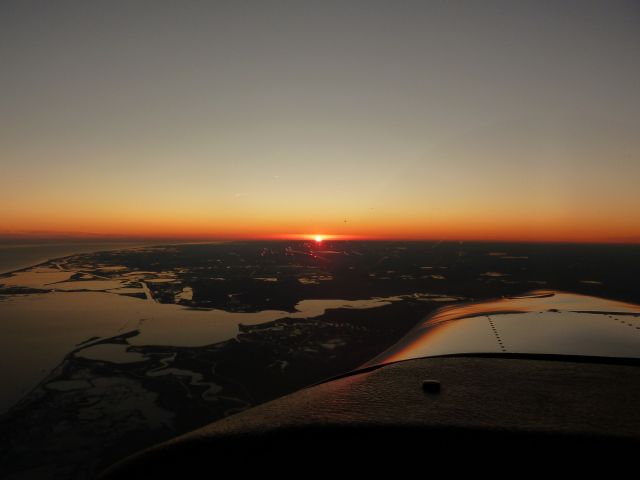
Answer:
2, 1, 639, 242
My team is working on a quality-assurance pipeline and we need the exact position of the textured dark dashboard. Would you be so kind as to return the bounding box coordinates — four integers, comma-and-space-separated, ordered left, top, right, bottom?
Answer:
102, 356, 640, 476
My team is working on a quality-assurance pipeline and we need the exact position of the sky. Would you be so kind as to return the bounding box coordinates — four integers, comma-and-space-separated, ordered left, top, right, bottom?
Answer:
1, 1, 639, 243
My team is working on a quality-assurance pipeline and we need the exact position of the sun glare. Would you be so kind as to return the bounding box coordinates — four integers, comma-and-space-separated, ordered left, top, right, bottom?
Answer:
315, 235, 323, 243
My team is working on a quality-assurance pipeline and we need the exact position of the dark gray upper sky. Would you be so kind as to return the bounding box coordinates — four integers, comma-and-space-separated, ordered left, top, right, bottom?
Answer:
1, 1, 639, 240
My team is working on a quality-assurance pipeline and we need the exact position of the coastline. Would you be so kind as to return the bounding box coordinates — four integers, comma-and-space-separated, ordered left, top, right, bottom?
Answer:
0, 242, 150, 275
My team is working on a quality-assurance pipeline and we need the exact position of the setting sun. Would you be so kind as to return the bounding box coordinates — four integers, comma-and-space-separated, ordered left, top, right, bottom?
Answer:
315, 235, 323, 243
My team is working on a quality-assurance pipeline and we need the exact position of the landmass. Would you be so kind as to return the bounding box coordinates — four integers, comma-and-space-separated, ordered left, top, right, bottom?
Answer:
1, 240, 639, 478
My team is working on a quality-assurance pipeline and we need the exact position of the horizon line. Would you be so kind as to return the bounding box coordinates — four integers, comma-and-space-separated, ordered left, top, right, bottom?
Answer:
0, 231, 639, 246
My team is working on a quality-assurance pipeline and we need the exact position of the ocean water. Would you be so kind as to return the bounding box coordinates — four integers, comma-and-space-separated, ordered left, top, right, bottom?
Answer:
0, 242, 147, 274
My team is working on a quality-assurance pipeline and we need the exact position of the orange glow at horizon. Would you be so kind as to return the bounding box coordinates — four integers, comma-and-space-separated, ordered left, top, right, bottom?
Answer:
2, 220, 640, 244
2, 188, 640, 244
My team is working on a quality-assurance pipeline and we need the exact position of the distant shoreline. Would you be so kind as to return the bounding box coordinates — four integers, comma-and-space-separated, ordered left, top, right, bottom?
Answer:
0, 242, 150, 275
0, 241, 232, 275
